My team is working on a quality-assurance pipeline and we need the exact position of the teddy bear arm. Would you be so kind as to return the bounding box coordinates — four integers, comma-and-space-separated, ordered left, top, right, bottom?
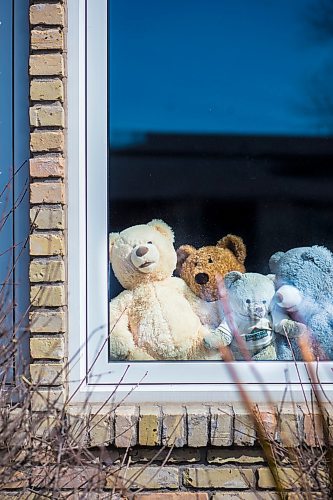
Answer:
274, 318, 307, 339
204, 320, 233, 349
270, 304, 303, 338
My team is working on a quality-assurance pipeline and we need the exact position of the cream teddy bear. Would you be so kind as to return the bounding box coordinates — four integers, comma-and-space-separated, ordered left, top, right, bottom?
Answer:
109, 219, 212, 360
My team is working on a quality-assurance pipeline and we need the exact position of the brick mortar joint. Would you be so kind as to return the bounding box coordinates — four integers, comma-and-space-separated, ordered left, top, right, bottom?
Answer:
30, 49, 64, 56
31, 25, 64, 30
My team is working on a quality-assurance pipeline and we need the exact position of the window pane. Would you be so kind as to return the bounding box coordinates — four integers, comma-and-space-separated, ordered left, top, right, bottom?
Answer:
108, 0, 333, 362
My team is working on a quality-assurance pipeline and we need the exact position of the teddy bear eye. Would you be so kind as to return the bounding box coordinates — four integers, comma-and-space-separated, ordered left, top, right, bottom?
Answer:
246, 299, 251, 304
208, 258, 213, 263
147, 241, 152, 245
194, 262, 198, 267
262, 300, 267, 304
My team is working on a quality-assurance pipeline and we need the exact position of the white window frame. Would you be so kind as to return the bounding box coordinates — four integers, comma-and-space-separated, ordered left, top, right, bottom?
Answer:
67, 0, 333, 403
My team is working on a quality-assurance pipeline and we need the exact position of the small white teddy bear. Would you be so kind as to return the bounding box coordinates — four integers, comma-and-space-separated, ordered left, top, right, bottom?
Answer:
204, 272, 291, 360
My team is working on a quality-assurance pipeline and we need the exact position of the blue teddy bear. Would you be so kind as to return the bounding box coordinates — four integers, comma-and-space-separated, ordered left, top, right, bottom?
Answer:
269, 245, 333, 361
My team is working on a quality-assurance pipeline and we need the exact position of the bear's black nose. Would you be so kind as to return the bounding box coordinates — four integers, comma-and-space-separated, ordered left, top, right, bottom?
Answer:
195, 272, 209, 285
136, 246, 149, 257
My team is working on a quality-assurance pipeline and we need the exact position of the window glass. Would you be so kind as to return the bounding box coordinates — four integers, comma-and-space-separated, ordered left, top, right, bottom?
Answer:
0, 0, 29, 379
108, 0, 333, 362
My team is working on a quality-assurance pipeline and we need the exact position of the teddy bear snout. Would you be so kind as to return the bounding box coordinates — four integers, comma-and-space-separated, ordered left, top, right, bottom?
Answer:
276, 284, 302, 310
195, 272, 209, 285
248, 303, 266, 318
136, 246, 149, 257
130, 244, 160, 272
254, 305, 264, 316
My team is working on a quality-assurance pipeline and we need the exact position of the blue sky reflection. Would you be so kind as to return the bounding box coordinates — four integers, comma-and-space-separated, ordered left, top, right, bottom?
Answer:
109, 0, 333, 145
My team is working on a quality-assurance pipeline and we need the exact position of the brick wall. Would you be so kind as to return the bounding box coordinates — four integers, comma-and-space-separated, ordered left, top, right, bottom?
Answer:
1, 402, 331, 496
29, 0, 66, 408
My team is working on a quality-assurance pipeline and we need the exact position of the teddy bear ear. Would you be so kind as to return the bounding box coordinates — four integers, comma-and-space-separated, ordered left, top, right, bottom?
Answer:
217, 234, 247, 264
175, 245, 196, 276
269, 252, 285, 273
301, 246, 332, 272
224, 271, 243, 288
109, 232, 119, 260
267, 273, 276, 283
148, 219, 174, 242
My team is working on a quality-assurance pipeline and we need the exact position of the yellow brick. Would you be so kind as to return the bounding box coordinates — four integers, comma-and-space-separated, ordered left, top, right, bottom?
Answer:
31, 389, 64, 411
213, 494, 279, 500
187, 405, 209, 447
210, 404, 233, 446
30, 310, 66, 333
30, 284, 66, 307
31, 28, 63, 50
29, 258, 64, 282
0, 469, 29, 489
30, 233, 65, 256
183, 467, 255, 489
114, 406, 139, 447
66, 408, 89, 447
30, 79, 63, 101
162, 405, 186, 447
30, 3, 64, 26
139, 406, 161, 446
279, 407, 302, 447
106, 466, 179, 490
30, 54, 64, 76
30, 337, 64, 360
30, 103, 64, 127
233, 405, 256, 446
29, 258, 65, 281
32, 414, 58, 439
30, 182, 65, 204
0, 494, 32, 500
30, 131, 64, 153
30, 206, 65, 230
30, 363, 64, 385
89, 412, 114, 447
257, 467, 300, 490
30, 155, 65, 178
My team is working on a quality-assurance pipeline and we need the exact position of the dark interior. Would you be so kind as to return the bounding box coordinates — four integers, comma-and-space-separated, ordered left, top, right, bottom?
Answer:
108, 133, 333, 297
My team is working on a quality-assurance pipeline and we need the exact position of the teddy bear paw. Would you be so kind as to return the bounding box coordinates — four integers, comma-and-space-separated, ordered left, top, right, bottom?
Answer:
276, 319, 307, 338
204, 326, 232, 349
109, 336, 134, 360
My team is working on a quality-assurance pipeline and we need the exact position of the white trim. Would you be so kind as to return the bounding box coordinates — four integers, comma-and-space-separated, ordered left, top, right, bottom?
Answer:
67, 0, 87, 391
67, 0, 333, 403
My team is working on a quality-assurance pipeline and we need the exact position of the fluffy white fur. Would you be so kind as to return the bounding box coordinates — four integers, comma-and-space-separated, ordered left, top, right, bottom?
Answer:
109, 220, 213, 360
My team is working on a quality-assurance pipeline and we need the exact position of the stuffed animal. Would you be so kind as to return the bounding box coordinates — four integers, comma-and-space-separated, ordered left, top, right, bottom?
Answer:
269, 245, 333, 360
176, 235, 246, 302
109, 219, 212, 360
204, 272, 281, 360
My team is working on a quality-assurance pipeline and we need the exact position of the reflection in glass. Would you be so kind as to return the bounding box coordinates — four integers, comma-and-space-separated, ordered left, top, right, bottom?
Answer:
108, 0, 333, 361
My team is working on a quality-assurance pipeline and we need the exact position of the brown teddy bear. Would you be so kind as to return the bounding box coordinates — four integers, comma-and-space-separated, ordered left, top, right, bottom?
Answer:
176, 235, 246, 302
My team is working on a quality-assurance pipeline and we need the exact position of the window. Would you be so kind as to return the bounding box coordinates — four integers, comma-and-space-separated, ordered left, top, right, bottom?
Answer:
68, 0, 333, 402
0, 0, 30, 382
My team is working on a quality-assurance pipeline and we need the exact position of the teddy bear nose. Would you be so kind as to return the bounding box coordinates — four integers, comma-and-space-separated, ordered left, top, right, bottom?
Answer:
195, 272, 209, 285
136, 246, 149, 257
